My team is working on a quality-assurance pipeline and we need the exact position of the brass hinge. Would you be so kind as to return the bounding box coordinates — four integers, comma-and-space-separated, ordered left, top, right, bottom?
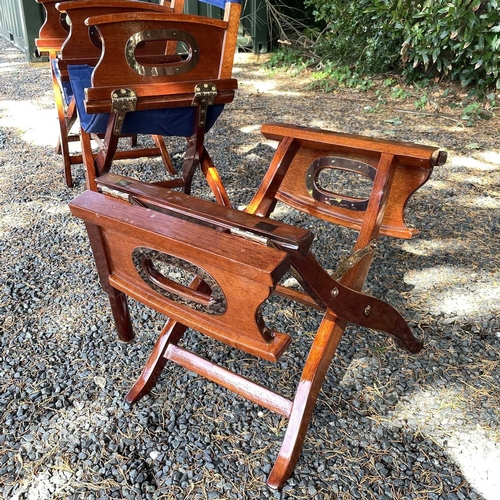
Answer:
99, 185, 130, 201
331, 239, 378, 280
98, 185, 147, 208
111, 88, 137, 135
192, 83, 217, 128
230, 227, 269, 246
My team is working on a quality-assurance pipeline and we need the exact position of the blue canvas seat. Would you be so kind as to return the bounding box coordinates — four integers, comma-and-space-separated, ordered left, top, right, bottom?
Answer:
68, 64, 224, 137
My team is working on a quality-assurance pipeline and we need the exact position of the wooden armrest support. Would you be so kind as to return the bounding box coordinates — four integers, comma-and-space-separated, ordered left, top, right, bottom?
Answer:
96, 173, 314, 254
261, 123, 447, 168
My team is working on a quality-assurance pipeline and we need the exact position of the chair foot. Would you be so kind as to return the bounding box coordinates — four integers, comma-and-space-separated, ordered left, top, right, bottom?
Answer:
392, 333, 423, 354
64, 163, 73, 188
126, 318, 187, 403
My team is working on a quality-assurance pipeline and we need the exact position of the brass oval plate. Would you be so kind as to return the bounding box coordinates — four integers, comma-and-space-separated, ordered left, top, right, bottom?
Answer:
305, 156, 376, 211
125, 29, 200, 77
132, 247, 226, 315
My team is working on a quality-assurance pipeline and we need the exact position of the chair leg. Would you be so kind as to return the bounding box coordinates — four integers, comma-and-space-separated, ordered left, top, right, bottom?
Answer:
126, 318, 188, 403
50, 57, 75, 187
94, 115, 121, 177
200, 147, 231, 207
126, 276, 209, 402
152, 135, 176, 176
182, 130, 231, 206
267, 314, 346, 489
80, 128, 98, 191
182, 138, 198, 195
54, 93, 73, 187
107, 292, 135, 343
84, 221, 135, 342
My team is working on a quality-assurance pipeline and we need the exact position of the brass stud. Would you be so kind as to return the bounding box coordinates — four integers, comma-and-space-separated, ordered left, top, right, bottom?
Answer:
364, 305, 371, 316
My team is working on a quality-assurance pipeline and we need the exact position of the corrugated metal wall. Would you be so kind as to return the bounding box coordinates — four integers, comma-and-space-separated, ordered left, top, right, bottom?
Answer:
0, 0, 45, 61
0, 0, 267, 60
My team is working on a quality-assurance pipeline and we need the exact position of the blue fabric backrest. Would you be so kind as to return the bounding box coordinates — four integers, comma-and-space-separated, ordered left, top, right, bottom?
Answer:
200, 0, 241, 8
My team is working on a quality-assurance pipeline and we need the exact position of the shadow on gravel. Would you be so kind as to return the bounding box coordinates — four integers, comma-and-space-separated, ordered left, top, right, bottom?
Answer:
1, 38, 499, 500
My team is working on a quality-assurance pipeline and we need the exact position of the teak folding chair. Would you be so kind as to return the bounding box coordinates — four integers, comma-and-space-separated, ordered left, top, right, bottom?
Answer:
36, 0, 183, 188
35, 0, 75, 186
69, 123, 446, 489
62, 0, 241, 205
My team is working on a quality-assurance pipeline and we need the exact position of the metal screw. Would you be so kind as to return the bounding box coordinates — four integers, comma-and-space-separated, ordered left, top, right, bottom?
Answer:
364, 305, 371, 316
331, 287, 339, 298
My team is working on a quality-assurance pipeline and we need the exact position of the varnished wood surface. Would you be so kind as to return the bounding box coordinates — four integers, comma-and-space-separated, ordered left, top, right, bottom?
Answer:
255, 122, 444, 239
57, 0, 173, 63
261, 122, 447, 166
35, 0, 69, 53
70, 190, 293, 361
71, 119, 444, 488
97, 173, 313, 253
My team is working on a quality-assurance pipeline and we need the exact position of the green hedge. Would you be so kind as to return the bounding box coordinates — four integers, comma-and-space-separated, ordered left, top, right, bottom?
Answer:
304, 0, 500, 89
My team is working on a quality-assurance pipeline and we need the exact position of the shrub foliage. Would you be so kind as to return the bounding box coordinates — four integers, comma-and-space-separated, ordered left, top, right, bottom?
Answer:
302, 0, 500, 89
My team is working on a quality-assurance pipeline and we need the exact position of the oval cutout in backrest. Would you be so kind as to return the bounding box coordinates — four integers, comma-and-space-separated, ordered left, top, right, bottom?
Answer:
306, 157, 377, 212
87, 25, 102, 50
125, 29, 200, 77
132, 247, 226, 315
316, 167, 373, 200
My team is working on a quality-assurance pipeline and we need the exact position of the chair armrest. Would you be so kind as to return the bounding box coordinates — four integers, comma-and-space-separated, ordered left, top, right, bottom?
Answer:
261, 123, 447, 168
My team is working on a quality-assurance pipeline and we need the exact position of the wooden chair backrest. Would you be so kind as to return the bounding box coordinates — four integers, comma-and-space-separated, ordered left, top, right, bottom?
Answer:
36, 0, 70, 54
255, 123, 447, 240
80, 0, 241, 113
56, 0, 180, 69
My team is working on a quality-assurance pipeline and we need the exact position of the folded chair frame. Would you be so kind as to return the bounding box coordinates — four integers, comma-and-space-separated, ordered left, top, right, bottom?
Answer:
69, 122, 446, 489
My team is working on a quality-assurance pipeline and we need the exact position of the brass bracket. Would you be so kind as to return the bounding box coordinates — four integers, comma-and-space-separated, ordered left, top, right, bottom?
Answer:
111, 88, 137, 135
98, 185, 147, 208
332, 239, 378, 280
229, 227, 269, 246
192, 83, 217, 128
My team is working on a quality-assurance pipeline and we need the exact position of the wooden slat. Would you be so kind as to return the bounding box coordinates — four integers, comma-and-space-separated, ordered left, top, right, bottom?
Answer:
166, 344, 293, 417
97, 173, 314, 253
261, 123, 446, 167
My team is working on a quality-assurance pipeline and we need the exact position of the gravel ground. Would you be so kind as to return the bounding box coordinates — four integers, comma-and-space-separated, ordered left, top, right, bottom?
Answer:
1, 36, 500, 500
